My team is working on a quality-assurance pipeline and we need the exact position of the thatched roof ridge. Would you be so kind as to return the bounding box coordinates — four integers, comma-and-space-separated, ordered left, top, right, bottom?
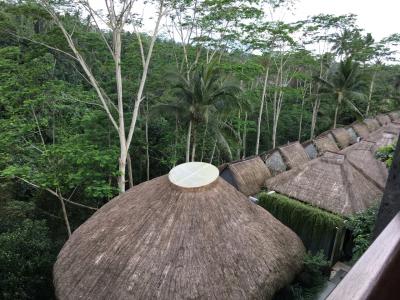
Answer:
314, 136, 340, 154
376, 114, 391, 126
340, 141, 388, 190
352, 122, 370, 139
363, 118, 381, 131
54, 174, 305, 300
224, 156, 271, 196
264, 149, 287, 175
389, 111, 400, 121
367, 125, 400, 148
278, 141, 310, 169
331, 128, 351, 149
346, 127, 358, 144
302, 140, 318, 159
265, 151, 384, 216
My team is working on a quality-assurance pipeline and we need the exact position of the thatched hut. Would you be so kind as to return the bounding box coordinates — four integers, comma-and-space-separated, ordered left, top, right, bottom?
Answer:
220, 156, 271, 196
265, 152, 384, 216
352, 122, 370, 139
314, 136, 340, 155
264, 149, 287, 175
363, 118, 381, 132
341, 141, 388, 189
388, 111, 400, 121
346, 127, 358, 144
302, 140, 318, 159
376, 114, 392, 126
54, 162, 305, 300
331, 128, 351, 149
278, 141, 309, 169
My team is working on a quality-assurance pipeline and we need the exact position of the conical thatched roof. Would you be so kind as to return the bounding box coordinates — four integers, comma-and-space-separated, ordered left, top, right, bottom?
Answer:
314, 136, 340, 154
265, 152, 384, 216
352, 122, 370, 139
54, 163, 305, 300
331, 128, 351, 149
264, 149, 287, 175
388, 111, 400, 121
278, 141, 309, 169
366, 124, 400, 148
346, 127, 358, 144
303, 140, 318, 159
221, 156, 271, 196
340, 141, 388, 189
364, 118, 381, 131
376, 114, 391, 126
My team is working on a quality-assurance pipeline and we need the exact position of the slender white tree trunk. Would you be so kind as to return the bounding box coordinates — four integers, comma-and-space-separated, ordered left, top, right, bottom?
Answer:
58, 193, 71, 237
242, 112, 247, 158
186, 120, 192, 162
127, 154, 134, 188
255, 66, 269, 155
333, 92, 343, 129
366, 71, 376, 116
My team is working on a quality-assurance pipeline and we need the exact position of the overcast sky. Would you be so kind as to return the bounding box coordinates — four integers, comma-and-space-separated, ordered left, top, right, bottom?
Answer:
89, 0, 398, 41
288, 0, 398, 40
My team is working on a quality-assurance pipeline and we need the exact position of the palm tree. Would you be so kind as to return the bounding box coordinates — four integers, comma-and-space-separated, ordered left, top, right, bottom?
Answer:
316, 58, 365, 128
155, 65, 241, 162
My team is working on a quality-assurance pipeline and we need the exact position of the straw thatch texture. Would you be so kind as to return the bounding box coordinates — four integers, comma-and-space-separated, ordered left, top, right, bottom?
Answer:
303, 141, 318, 159
346, 127, 358, 144
376, 114, 391, 126
314, 136, 340, 154
367, 126, 399, 148
331, 128, 351, 149
278, 142, 310, 169
225, 156, 271, 196
352, 123, 370, 139
265, 150, 287, 175
265, 152, 383, 216
341, 141, 388, 189
388, 111, 400, 121
363, 118, 381, 131
54, 175, 305, 300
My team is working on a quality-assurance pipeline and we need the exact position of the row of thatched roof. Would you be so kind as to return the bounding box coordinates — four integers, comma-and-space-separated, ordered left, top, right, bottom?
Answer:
220, 112, 400, 216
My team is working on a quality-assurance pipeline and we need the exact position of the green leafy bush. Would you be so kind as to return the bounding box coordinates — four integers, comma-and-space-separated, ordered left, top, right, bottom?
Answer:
274, 251, 330, 300
375, 143, 396, 167
0, 201, 55, 299
346, 205, 378, 262
258, 192, 345, 257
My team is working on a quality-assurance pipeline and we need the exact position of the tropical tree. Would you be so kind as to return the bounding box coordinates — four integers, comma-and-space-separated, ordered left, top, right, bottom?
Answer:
155, 64, 241, 162
316, 58, 365, 128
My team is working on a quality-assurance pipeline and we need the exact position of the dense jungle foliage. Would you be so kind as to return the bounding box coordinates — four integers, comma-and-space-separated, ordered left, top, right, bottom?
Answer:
1, 0, 400, 298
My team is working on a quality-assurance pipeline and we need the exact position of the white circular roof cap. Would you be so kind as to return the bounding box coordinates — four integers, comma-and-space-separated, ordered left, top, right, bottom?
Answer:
168, 162, 219, 188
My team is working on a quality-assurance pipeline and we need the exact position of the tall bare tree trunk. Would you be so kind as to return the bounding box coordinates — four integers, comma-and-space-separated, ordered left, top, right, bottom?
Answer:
186, 120, 192, 162
242, 112, 248, 158
173, 113, 178, 167
210, 140, 217, 163
127, 153, 134, 188
58, 192, 71, 237
191, 126, 197, 162
145, 102, 150, 181
366, 71, 376, 116
255, 66, 269, 155
333, 92, 343, 129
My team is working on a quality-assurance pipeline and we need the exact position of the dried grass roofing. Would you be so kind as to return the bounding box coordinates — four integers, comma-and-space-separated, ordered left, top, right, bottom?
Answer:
352, 122, 370, 139
331, 128, 351, 149
265, 151, 385, 216
278, 141, 309, 169
314, 135, 340, 154
54, 173, 305, 300
224, 156, 271, 196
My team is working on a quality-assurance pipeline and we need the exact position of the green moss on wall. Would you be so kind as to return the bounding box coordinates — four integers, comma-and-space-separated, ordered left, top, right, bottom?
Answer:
258, 192, 345, 259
